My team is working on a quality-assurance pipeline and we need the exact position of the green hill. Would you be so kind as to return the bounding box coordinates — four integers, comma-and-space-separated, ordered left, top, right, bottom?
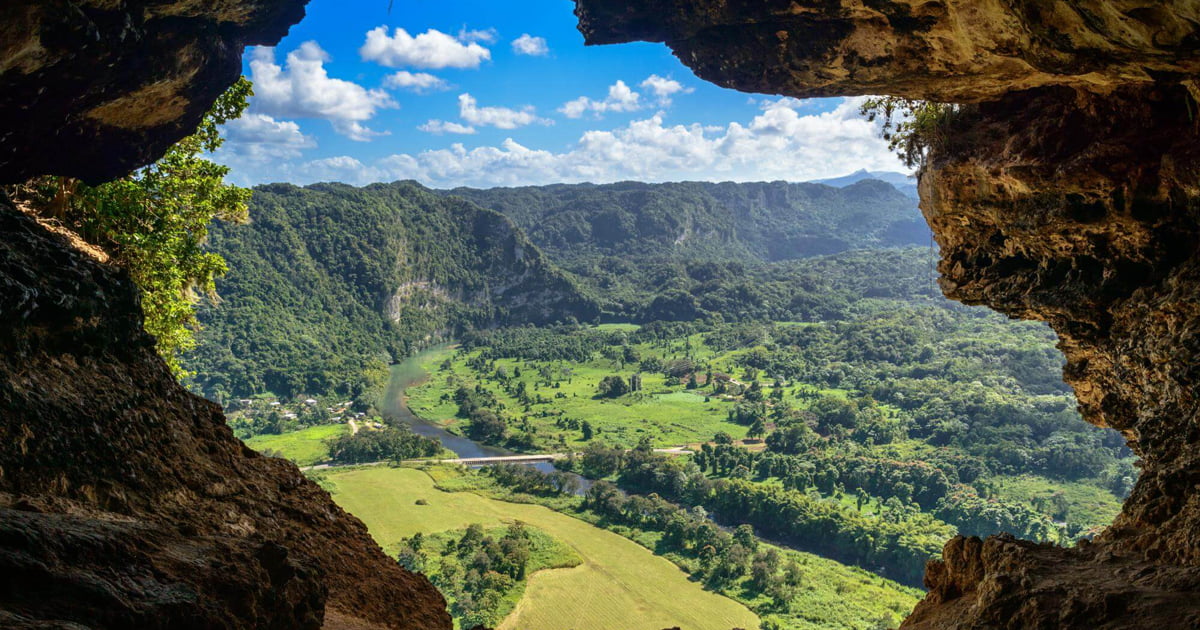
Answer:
187, 181, 599, 402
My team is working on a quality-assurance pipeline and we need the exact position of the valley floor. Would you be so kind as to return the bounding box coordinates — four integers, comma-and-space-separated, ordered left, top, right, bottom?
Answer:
320, 466, 762, 630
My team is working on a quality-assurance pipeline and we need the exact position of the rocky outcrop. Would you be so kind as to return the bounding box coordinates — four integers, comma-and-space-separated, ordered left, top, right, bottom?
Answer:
0, 0, 305, 184
0, 200, 452, 630
575, 1, 1200, 102
575, 0, 1200, 627
0, 1, 451, 628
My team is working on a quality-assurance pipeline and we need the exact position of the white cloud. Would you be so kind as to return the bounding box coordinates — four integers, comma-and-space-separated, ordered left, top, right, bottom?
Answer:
383, 71, 450, 93
640, 75, 692, 105
512, 34, 549, 56
216, 113, 316, 164
559, 80, 642, 118
458, 93, 551, 129
258, 97, 905, 188
419, 119, 477, 135
458, 27, 498, 44
248, 43, 395, 141
360, 26, 491, 69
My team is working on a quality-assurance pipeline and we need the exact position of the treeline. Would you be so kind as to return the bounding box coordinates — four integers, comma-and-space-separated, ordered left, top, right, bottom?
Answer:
697, 440, 1060, 544
325, 425, 442, 464
607, 448, 951, 586
584, 481, 807, 606
555, 442, 948, 586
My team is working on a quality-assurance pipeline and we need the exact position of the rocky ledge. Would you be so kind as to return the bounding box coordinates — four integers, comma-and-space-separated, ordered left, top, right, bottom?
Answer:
574, 1, 1200, 627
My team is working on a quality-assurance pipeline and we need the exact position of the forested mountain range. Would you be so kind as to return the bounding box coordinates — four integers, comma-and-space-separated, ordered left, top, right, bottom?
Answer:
187, 181, 598, 402
186, 178, 928, 401
445, 179, 927, 264
445, 179, 929, 318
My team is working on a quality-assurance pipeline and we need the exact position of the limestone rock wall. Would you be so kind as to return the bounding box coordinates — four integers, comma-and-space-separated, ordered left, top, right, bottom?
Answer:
0, 1, 452, 628
0, 0, 303, 183
575, 0, 1200, 627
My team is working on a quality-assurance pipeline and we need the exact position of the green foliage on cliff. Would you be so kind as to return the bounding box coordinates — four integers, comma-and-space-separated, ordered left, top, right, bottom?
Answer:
11, 79, 253, 376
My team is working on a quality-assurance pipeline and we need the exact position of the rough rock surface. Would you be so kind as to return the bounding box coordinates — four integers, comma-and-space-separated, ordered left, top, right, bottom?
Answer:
0, 0, 305, 184
576, 1, 1200, 102
575, 0, 1200, 627
0, 0, 452, 629
0, 202, 452, 629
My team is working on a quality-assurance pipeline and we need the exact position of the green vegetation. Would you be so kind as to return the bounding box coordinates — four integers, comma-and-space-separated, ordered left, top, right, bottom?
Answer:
320, 466, 762, 630
405, 307, 1132, 582
10, 79, 254, 375
858, 98, 966, 169
446, 180, 928, 319
186, 181, 599, 404
325, 424, 443, 464
395, 522, 582, 629
187, 172, 1136, 626
245, 423, 346, 466
438, 463, 921, 629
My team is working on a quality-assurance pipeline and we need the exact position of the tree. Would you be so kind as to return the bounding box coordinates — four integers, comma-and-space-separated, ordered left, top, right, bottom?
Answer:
858, 97, 961, 169
467, 409, 508, 444
597, 375, 630, 398
581, 420, 594, 441
13, 78, 253, 376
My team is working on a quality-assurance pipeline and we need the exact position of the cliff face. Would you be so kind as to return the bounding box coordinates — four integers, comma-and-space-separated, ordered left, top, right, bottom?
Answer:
0, 1, 451, 629
573, 1, 1200, 627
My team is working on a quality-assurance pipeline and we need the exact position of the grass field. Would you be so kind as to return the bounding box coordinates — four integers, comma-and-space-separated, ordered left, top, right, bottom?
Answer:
323, 466, 761, 630
993, 474, 1124, 534
244, 423, 347, 465
404, 330, 866, 450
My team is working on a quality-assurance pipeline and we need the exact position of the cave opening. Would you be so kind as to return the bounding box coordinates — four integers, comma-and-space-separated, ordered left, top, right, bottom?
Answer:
4, 1, 1198, 629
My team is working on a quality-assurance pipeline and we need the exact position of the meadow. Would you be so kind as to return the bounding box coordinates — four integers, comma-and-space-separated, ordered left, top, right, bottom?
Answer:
244, 423, 347, 466
405, 335, 778, 449
321, 466, 762, 630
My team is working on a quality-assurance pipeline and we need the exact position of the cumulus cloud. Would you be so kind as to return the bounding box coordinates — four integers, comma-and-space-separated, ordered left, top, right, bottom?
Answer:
458, 93, 551, 129
248, 43, 395, 141
360, 26, 491, 69
559, 80, 642, 118
252, 97, 905, 188
216, 113, 316, 162
383, 71, 450, 93
511, 34, 549, 56
640, 75, 692, 105
419, 119, 477, 135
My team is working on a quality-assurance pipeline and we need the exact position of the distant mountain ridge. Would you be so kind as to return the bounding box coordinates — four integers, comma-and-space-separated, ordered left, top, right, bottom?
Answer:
443, 178, 927, 264
813, 169, 918, 198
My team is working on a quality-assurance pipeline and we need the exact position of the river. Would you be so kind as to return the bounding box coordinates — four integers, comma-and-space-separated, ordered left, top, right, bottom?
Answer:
382, 345, 589, 489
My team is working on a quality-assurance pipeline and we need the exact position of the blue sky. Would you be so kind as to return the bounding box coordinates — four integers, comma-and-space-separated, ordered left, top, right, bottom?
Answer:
215, 0, 905, 188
